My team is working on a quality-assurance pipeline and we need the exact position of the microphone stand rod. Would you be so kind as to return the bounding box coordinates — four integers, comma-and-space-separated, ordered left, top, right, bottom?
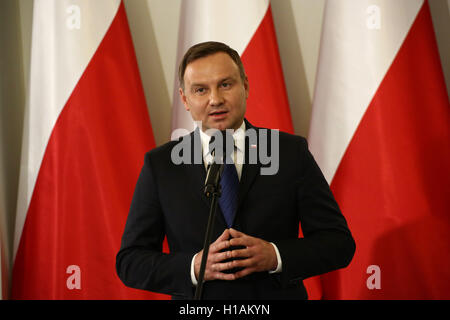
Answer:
194, 188, 220, 300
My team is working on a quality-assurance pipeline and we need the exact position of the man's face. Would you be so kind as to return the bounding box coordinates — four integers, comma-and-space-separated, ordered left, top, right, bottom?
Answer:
180, 52, 249, 132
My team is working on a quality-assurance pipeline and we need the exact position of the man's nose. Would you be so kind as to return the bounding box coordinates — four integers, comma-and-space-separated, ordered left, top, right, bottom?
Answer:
209, 88, 224, 106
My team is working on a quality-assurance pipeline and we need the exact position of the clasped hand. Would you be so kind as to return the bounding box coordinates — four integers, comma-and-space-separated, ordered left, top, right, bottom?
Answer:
194, 228, 277, 282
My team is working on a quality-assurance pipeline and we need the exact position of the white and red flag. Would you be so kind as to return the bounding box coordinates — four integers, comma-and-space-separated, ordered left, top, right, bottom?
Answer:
310, 0, 450, 299
12, 0, 161, 299
171, 0, 293, 136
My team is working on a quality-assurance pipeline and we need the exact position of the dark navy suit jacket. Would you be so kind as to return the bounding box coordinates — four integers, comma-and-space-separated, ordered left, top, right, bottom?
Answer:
116, 120, 355, 299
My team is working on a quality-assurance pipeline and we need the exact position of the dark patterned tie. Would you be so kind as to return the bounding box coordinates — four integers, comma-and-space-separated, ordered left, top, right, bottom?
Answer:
218, 147, 239, 228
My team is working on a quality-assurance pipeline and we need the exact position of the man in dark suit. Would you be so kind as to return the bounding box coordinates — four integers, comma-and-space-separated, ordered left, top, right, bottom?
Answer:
116, 41, 355, 299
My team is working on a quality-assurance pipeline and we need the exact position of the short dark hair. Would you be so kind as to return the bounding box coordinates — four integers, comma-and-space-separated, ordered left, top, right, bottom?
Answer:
178, 41, 247, 90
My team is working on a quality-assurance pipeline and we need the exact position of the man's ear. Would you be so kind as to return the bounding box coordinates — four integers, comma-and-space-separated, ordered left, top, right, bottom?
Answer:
244, 76, 249, 99
179, 87, 190, 111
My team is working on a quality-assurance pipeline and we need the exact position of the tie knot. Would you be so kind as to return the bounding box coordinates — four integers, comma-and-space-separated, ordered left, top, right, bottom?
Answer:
208, 130, 235, 164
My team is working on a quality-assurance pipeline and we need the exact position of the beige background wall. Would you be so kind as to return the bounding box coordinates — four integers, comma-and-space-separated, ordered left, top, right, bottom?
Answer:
0, 0, 449, 298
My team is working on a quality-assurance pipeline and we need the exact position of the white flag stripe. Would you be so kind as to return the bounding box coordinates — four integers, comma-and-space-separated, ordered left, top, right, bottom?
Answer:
171, 0, 269, 137
309, 0, 424, 184
14, 0, 121, 260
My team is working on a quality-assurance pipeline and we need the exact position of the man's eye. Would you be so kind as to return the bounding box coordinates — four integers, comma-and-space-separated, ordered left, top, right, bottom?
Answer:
195, 88, 205, 93
221, 82, 231, 88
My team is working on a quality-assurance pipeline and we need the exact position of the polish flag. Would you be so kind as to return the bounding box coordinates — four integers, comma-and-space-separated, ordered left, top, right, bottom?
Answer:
12, 0, 162, 299
309, 0, 450, 299
171, 0, 293, 137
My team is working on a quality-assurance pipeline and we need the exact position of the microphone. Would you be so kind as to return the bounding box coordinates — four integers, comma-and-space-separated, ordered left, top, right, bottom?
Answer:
204, 156, 223, 197
203, 130, 230, 197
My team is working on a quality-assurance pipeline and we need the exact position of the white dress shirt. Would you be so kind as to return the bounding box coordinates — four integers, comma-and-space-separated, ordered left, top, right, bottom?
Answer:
190, 121, 282, 285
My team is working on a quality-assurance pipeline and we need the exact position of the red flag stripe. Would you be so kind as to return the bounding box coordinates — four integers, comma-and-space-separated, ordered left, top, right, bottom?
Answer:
323, 1, 450, 299
12, 3, 159, 299
241, 6, 294, 134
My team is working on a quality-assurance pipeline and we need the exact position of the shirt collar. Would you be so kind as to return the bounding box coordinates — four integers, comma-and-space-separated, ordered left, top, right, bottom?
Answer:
199, 121, 246, 158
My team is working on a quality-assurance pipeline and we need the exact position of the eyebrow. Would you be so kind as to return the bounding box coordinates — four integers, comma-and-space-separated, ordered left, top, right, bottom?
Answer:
219, 77, 234, 83
190, 76, 236, 88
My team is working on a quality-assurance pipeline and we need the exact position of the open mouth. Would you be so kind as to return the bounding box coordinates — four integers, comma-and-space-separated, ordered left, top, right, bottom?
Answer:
209, 110, 228, 118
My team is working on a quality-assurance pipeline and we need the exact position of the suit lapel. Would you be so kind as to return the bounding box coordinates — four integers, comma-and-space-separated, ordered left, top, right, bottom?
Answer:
181, 129, 209, 209
237, 120, 262, 212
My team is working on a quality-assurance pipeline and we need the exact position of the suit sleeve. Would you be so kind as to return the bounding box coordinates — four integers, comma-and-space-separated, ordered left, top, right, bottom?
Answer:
116, 152, 194, 298
275, 137, 356, 287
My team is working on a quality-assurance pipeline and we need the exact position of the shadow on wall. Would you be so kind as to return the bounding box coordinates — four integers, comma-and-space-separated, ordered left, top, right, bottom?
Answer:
123, 0, 173, 147
271, 0, 313, 138
0, 0, 27, 300
428, 0, 450, 97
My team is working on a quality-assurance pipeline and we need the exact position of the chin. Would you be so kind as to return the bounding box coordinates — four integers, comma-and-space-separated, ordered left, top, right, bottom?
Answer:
206, 121, 228, 131
216, 124, 228, 131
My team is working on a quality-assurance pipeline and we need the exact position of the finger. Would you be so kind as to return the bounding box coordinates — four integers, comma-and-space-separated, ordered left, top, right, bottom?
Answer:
211, 238, 231, 253
230, 257, 254, 269
211, 260, 235, 272
217, 228, 231, 241
230, 248, 251, 259
210, 229, 231, 252
233, 267, 256, 279
211, 272, 236, 281
229, 236, 253, 247
228, 228, 245, 238
211, 250, 232, 263
204, 268, 235, 281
